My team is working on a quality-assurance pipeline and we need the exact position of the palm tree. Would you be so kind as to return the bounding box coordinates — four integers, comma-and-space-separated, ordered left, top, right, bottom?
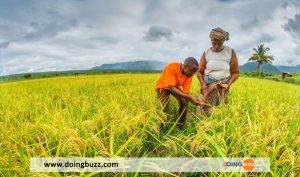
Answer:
248, 44, 274, 76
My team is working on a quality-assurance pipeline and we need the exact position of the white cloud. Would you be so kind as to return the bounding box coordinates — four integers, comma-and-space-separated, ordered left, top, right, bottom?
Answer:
0, 0, 300, 75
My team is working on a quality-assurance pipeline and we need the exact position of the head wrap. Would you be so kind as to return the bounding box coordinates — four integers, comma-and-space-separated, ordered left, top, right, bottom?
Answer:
209, 27, 229, 41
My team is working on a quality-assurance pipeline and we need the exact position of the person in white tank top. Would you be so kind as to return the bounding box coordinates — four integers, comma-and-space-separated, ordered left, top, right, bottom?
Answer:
196, 27, 239, 117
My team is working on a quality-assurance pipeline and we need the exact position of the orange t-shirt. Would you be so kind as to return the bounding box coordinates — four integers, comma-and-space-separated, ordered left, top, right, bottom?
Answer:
155, 62, 193, 94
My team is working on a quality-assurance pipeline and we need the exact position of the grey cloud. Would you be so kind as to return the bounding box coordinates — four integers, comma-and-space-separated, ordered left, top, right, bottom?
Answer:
92, 36, 120, 44
0, 42, 10, 49
284, 13, 300, 35
144, 26, 173, 41
52, 35, 121, 50
218, 0, 235, 2
240, 17, 259, 29
1, 0, 300, 75
65, 36, 120, 49
258, 34, 275, 43
85, 24, 94, 28
282, 1, 289, 8
25, 19, 78, 40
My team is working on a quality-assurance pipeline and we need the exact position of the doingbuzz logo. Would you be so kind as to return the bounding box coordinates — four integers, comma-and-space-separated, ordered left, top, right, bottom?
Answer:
224, 159, 255, 171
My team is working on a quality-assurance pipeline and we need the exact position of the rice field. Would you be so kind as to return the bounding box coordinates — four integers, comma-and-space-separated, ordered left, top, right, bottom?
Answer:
0, 74, 299, 177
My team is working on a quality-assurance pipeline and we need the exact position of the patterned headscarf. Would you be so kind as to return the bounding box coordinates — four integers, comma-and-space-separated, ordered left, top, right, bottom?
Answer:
209, 27, 229, 41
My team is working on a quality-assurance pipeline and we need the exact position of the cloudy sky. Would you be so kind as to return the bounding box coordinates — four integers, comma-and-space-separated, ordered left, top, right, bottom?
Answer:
0, 0, 300, 75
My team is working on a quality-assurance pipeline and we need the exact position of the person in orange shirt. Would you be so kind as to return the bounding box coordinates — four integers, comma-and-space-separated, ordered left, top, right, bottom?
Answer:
155, 57, 201, 129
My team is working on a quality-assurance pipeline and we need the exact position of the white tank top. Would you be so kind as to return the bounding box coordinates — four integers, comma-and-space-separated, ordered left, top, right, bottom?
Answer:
204, 46, 232, 80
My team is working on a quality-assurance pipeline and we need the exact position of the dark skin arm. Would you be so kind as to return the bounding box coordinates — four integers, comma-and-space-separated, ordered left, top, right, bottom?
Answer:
196, 52, 207, 95
223, 49, 239, 89
169, 86, 200, 105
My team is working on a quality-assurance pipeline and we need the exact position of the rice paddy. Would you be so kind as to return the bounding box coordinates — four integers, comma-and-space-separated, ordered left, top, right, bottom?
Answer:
0, 74, 299, 176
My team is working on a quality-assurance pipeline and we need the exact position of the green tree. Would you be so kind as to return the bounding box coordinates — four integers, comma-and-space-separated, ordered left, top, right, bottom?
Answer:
248, 44, 274, 76
24, 73, 32, 79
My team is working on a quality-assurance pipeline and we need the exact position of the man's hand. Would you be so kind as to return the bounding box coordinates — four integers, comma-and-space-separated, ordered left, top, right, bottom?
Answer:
219, 83, 230, 90
218, 83, 228, 89
200, 84, 207, 95
190, 97, 200, 105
